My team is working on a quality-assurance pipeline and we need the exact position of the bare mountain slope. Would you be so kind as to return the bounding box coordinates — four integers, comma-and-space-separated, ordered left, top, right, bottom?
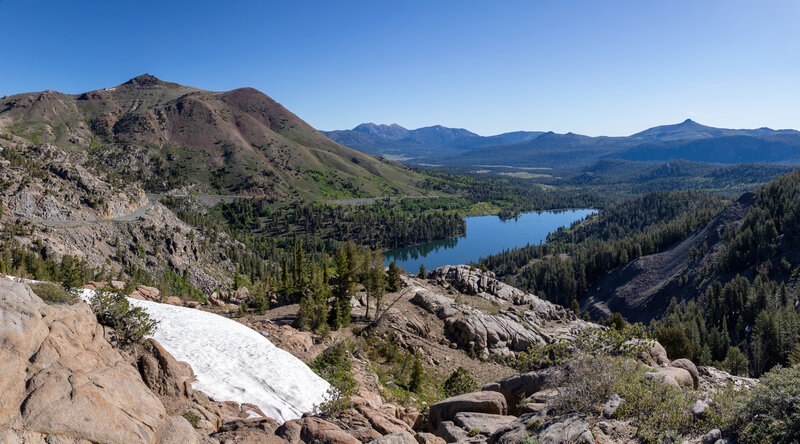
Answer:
582, 193, 756, 323
0, 74, 422, 199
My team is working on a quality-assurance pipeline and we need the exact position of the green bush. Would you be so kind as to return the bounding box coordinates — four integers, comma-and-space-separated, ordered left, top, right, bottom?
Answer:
443, 366, 478, 398
468, 427, 481, 437
606, 312, 627, 331
725, 364, 800, 443
182, 411, 200, 428
654, 326, 694, 360
310, 342, 358, 417
550, 354, 698, 444
160, 269, 206, 303
520, 434, 540, 444
514, 324, 649, 372
29, 282, 78, 305
90, 291, 157, 345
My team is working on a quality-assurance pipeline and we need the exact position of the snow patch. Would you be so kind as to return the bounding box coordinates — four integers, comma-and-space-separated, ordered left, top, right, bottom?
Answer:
75, 288, 330, 423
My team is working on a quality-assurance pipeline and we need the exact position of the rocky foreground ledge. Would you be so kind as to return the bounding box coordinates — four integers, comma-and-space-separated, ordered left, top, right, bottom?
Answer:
0, 268, 758, 444
0, 279, 226, 443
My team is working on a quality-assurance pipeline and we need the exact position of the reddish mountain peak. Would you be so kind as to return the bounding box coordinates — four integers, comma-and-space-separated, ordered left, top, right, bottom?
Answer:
123, 74, 164, 87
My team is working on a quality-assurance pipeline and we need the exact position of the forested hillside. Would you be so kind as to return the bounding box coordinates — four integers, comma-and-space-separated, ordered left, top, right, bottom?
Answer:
479, 170, 800, 377
478, 191, 728, 306
648, 169, 800, 376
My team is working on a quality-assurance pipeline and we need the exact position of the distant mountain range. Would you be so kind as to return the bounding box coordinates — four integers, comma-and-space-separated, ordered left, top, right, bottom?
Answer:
322, 124, 542, 159
324, 119, 800, 167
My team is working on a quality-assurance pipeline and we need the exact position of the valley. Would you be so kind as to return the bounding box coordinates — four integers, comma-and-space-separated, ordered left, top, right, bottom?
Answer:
1, 74, 799, 444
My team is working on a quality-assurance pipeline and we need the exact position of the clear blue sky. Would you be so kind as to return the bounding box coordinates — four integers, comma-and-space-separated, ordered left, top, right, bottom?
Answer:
2, 0, 798, 136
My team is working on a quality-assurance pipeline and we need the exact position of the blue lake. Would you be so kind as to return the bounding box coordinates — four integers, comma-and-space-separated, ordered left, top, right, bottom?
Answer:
383, 209, 596, 272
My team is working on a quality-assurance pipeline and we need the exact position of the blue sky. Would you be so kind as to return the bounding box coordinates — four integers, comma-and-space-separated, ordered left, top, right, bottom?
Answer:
2, 0, 798, 136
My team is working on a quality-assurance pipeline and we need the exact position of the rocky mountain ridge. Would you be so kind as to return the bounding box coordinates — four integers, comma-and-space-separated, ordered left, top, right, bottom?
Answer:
0, 142, 239, 292
0, 74, 423, 200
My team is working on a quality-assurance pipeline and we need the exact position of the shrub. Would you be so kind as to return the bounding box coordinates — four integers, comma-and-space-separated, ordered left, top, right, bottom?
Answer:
606, 312, 627, 331
443, 366, 478, 397
182, 411, 200, 428
468, 428, 481, 437
726, 364, 800, 443
550, 354, 697, 444
90, 291, 157, 345
160, 269, 206, 303
514, 324, 649, 372
29, 282, 78, 305
654, 326, 694, 360
520, 434, 540, 444
310, 342, 357, 417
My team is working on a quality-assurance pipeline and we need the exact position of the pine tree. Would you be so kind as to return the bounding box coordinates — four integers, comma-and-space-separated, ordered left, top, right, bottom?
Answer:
409, 355, 424, 393
570, 299, 580, 315
418, 263, 426, 279
331, 245, 355, 329
363, 250, 385, 320
722, 346, 750, 376
386, 261, 402, 292
790, 343, 800, 365
297, 265, 329, 332
280, 257, 289, 295
292, 239, 306, 294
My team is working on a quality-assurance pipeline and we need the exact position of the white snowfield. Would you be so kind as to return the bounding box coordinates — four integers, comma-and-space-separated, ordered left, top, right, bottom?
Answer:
74, 289, 330, 423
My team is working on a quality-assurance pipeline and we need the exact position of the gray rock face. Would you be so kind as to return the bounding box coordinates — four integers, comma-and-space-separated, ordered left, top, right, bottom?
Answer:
485, 413, 535, 444
537, 415, 594, 444
434, 421, 470, 443
429, 265, 571, 316
275, 417, 361, 444
372, 431, 418, 444
428, 265, 517, 300
415, 432, 446, 444
0, 279, 205, 444
692, 399, 709, 419
428, 392, 508, 429
670, 358, 699, 389
417, 267, 591, 359
481, 368, 557, 414
701, 429, 722, 444
429, 266, 579, 320
487, 413, 594, 444
453, 412, 516, 436
628, 339, 670, 367
445, 311, 547, 358
412, 291, 460, 319
697, 365, 756, 392
644, 367, 694, 389
0, 143, 238, 294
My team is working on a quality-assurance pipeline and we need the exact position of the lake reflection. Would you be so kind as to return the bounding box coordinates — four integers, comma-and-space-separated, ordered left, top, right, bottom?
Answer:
384, 209, 596, 272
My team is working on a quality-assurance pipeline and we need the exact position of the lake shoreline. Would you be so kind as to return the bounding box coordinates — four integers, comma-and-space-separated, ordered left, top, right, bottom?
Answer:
384, 209, 596, 272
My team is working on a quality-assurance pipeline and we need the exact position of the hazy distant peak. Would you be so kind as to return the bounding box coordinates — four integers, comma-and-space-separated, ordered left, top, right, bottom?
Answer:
413, 125, 479, 137
352, 123, 410, 139
631, 119, 724, 141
